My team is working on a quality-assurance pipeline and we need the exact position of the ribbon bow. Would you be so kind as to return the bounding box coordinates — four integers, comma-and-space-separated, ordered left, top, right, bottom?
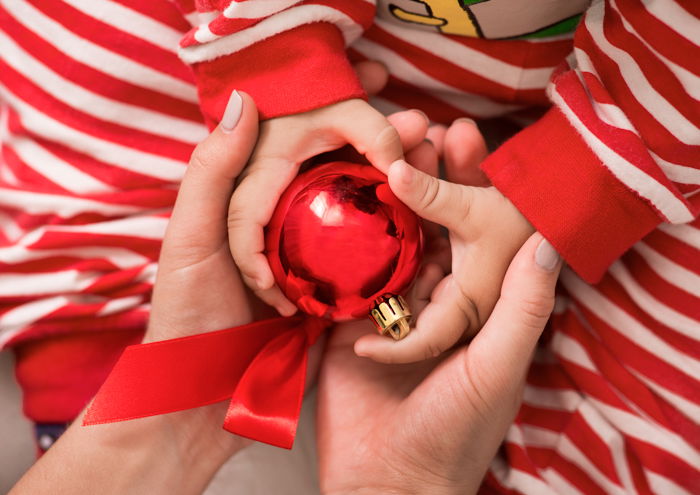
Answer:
84, 316, 330, 449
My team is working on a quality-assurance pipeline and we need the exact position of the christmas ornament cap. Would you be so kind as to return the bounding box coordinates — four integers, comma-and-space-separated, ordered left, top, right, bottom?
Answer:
369, 294, 412, 340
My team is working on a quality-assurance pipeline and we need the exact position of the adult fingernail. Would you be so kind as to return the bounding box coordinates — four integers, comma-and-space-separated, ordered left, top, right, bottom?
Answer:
221, 90, 243, 133
535, 238, 561, 271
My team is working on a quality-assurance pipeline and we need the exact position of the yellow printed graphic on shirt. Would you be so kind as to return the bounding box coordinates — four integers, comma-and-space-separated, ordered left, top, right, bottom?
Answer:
383, 0, 589, 39
390, 0, 478, 36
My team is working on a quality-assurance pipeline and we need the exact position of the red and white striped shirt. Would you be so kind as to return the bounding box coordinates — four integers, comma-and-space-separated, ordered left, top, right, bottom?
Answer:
1, 0, 698, 493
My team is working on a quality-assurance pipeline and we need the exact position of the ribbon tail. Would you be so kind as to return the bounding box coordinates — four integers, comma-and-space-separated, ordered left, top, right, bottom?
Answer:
84, 317, 305, 425
223, 318, 326, 449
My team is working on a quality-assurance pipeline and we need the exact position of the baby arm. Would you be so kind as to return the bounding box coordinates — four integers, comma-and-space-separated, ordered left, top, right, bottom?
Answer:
355, 119, 537, 363
170, 1, 404, 313
358, 0, 700, 363
227, 97, 407, 314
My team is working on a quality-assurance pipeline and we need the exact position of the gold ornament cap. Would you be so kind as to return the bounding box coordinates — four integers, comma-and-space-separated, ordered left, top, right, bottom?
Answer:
369, 293, 412, 340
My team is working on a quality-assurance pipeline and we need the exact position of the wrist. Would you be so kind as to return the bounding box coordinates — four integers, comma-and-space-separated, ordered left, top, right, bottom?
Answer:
324, 478, 479, 495
189, 22, 366, 124
14, 406, 246, 495
90, 407, 244, 493
163, 403, 249, 469
397, 464, 485, 495
324, 457, 485, 495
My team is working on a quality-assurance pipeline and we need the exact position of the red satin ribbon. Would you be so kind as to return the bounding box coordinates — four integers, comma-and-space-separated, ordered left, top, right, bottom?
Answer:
83, 316, 329, 449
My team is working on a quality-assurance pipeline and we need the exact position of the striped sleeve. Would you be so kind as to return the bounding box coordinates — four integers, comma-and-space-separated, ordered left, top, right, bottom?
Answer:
481, 0, 700, 283
172, 0, 377, 123
0, 0, 202, 421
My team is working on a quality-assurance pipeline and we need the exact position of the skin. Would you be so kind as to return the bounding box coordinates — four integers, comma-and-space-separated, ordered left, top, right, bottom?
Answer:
315, 124, 560, 494
228, 95, 535, 365
6, 72, 452, 494
9, 93, 263, 495
317, 231, 561, 495
11, 64, 557, 495
354, 129, 536, 362
227, 97, 406, 316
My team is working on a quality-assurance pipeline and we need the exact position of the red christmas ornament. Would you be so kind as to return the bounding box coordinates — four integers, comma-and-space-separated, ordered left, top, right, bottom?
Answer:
266, 162, 423, 321
85, 162, 423, 450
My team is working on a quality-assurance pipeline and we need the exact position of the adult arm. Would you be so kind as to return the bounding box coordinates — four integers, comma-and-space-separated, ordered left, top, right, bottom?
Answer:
10, 91, 258, 495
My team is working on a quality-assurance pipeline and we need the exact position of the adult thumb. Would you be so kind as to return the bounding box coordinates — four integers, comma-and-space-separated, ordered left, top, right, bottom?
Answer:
412, 233, 561, 438
160, 91, 259, 265
465, 232, 562, 400
387, 159, 473, 230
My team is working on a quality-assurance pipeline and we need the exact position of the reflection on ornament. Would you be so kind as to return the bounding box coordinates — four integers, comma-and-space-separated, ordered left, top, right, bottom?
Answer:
266, 162, 423, 326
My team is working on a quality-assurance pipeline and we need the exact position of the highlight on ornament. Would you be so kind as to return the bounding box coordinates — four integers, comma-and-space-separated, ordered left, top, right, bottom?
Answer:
265, 162, 423, 338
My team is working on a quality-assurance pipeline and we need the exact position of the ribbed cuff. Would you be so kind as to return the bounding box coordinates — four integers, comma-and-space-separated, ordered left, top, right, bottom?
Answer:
482, 107, 660, 283
190, 22, 367, 126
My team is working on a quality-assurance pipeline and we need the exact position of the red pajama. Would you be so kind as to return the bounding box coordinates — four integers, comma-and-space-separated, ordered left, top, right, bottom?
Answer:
0, 0, 698, 491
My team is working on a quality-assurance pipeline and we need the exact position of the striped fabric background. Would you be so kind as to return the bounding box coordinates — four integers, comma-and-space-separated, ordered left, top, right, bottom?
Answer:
1, 1, 698, 493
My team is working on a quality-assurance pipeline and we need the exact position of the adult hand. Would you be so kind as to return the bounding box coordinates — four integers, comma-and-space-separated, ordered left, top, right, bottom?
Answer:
11, 90, 260, 495
317, 231, 562, 494
10, 64, 436, 494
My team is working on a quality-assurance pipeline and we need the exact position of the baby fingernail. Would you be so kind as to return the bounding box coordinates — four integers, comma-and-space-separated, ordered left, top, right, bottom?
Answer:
412, 109, 429, 124
354, 343, 368, 357
221, 90, 243, 133
455, 117, 476, 126
254, 276, 268, 290
535, 238, 561, 271
278, 301, 297, 316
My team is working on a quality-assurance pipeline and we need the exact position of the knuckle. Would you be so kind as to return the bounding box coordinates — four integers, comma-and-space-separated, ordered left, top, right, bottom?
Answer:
457, 353, 495, 418
417, 176, 441, 213
189, 145, 215, 173
242, 272, 259, 288
226, 204, 247, 231
458, 186, 472, 216
226, 218, 258, 262
454, 186, 473, 228
257, 276, 275, 292
463, 350, 525, 420
370, 123, 401, 154
453, 285, 483, 334
425, 340, 445, 359
513, 294, 556, 328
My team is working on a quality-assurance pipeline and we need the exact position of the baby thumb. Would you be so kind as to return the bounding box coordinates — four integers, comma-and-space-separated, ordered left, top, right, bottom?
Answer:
388, 159, 473, 231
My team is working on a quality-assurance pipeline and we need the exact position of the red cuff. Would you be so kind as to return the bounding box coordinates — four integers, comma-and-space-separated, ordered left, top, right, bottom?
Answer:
482, 107, 661, 283
13, 330, 143, 423
190, 22, 366, 126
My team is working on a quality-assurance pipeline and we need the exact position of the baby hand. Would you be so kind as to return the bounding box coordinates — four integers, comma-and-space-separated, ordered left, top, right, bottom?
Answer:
227, 99, 403, 314
355, 120, 537, 363
227, 99, 428, 315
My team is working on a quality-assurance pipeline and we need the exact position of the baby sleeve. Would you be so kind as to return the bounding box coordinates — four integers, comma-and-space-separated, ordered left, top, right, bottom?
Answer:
481, 0, 700, 283
171, 0, 377, 124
